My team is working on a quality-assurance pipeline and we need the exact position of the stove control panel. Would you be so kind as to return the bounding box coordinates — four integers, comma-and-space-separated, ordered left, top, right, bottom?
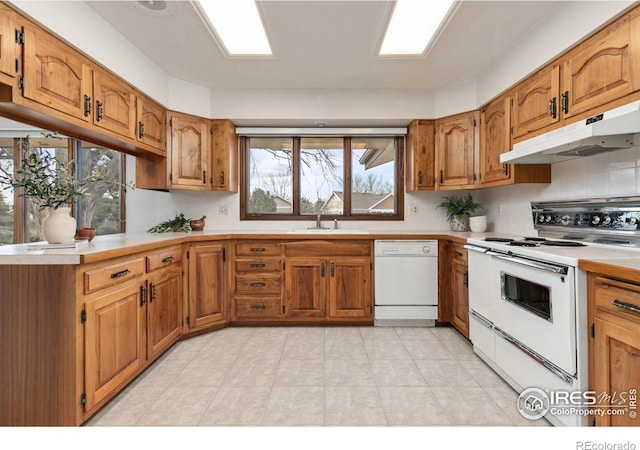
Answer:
532, 211, 640, 231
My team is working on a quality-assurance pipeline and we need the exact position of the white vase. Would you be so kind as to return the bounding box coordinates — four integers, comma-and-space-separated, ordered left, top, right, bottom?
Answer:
42, 207, 77, 244
469, 215, 488, 233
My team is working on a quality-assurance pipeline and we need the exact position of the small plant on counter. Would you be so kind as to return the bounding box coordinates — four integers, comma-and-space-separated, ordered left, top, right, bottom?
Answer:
148, 212, 192, 233
436, 193, 480, 232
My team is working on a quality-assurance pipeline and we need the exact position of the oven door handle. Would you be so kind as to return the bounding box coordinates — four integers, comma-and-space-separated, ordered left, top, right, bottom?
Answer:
490, 253, 569, 275
494, 327, 575, 384
470, 310, 493, 329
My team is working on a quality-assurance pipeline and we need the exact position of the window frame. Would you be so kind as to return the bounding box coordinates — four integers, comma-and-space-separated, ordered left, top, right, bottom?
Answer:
4, 137, 126, 245
240, 135, 404, 221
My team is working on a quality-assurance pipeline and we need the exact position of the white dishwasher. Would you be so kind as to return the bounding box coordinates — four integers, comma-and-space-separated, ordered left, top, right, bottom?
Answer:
374, 240, 438, 326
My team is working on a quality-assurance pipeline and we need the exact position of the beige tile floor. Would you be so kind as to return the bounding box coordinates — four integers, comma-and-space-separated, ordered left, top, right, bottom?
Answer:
85, 326, 550, 427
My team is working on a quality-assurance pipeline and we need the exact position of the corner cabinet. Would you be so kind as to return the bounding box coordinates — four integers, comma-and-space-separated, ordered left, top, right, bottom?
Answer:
587, 273, 640, 427
435, 111, 479, 190
405, 119, 435, 191
187, 243, 228, 331
168, 111, 210, 189
479, 93, 551, 187
210, 119, 238, 192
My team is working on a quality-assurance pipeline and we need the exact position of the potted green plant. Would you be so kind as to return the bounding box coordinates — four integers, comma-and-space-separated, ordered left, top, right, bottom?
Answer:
436, 193, 480, 231
0, 137, 127, 243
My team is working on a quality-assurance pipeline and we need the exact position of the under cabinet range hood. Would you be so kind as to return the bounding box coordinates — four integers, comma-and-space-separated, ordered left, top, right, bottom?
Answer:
500, 100, 640, 164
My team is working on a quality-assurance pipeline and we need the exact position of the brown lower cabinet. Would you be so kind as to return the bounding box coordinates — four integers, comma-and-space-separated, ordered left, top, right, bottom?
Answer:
187, 243, 227, 331
587, 273, 640, 426
440, 240, 469, 338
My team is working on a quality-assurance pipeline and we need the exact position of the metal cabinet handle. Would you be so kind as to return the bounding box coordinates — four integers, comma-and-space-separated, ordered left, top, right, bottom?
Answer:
250, 304, 266, 311
250, 263, 266, 268
140, 285, 147, 306
250, 282, 266, 287
331, 262, 335, 277
463, 271, 468, 288
83, 95, 91, 117
149, 283, 156, 302
612, 299, 640, 315
549, 97, 557, 119
439, 170, 444, 184
321, 262, 325, 277
250, 247, 266, 252
561, 91, 569, 114
161, 256, 174, 264
418, 170, 423, 185
202, 170, 207, 184
138, 121, 145, 139
95, 100, 103, 121
220, 171, 225, 185
110, 269, 131, 279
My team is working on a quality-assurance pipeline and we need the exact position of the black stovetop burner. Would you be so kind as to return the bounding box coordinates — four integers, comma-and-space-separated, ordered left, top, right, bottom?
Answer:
483, 236, 586, 247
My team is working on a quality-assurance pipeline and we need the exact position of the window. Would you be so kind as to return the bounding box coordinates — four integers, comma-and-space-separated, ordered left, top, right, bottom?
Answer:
241, 135, 403, 220
0, 131, 126, 245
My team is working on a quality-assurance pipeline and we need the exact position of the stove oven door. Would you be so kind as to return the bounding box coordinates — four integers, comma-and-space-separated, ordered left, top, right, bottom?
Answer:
491, 252, 576, 376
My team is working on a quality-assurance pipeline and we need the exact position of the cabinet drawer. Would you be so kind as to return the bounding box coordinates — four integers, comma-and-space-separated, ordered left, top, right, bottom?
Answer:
234, 297, 282, 319
451, 243, 467, 264
146, 246, 183, 272
235, 259, 281, 273
594, 276, 640, 323
236, 242, 282, 257
236, 274, 281, 294
84, 258, 145, 294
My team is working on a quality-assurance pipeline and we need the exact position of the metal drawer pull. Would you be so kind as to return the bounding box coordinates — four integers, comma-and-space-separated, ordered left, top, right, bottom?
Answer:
250, 305, 266, 311
110, 269, 131, 279
250, 282, 266, 287
455, 251, 463, 258
495, 327, 574, 384
612, 299, 640, 315
250, 247, 266, 252
250, 263, 266, 268
161, 256, 174, 263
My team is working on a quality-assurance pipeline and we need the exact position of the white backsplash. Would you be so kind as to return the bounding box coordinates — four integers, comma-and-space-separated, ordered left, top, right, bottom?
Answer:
127, 146, 640, 235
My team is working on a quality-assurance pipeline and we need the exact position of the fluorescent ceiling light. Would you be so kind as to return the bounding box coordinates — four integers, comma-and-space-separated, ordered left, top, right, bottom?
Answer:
380, 0, 455, 56
196, 0, 272, 56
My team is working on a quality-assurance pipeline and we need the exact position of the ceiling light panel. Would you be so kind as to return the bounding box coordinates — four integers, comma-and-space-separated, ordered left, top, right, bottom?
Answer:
196, 0, 272, 56
379, 0, 455, 56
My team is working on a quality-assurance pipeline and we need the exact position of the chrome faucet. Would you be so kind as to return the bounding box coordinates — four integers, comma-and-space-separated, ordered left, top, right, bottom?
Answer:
308, 214, 329, 230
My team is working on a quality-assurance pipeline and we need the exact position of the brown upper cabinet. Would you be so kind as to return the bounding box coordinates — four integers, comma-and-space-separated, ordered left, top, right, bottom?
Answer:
435, 110, 479, 190
136, 94, 167, 153
22, 24, 93, 121
405, 119, 435, 191
0, 7, 18, 80
479, 93, 551, 187
91, 70, 136, 139
168, 112, 238, 191
513, 8, 640, 139
168, 111, 210, 189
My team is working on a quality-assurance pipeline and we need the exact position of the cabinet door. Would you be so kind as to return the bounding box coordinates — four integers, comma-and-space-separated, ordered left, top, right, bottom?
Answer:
436, 111, 478, 189
284, 258, 326, 318
450, 261, 469, 338
328, 258, 371, 318
84, 282, 144, 411
136, 96, 167, 153
147, 267, 182, 360
23, 25, 92, 120
169, 112, 210, 189
561, 12, 640, 118
0, 11, 16, 78
405, 120, 435, 191
512, 65, 560, 138
188, 244, 226, 329
92, 70, 136, 139
480, 95, 512, 185
210, 119, 237, 191
593, 317, 640, 426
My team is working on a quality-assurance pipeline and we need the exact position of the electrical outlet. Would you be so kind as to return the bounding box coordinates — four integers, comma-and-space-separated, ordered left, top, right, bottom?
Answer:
496, 204, 503, 216
409, 205, 419, 215
218, 204, 228, 216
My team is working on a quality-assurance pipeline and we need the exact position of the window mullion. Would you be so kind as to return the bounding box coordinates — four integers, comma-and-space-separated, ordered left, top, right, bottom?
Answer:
292, 137, 301, 216
343, 137, 352, 217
